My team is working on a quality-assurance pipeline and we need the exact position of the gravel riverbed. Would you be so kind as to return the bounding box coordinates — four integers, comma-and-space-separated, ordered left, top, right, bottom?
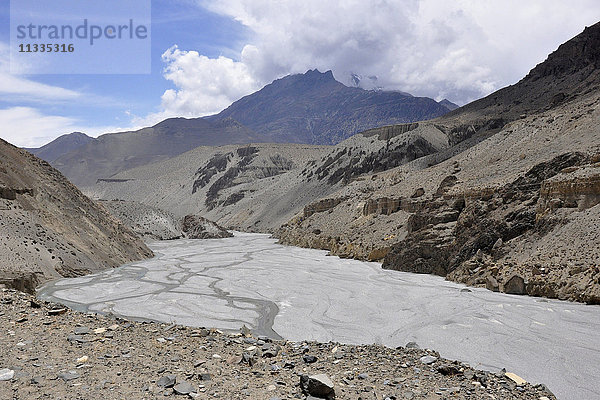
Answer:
0, 289, 557, 400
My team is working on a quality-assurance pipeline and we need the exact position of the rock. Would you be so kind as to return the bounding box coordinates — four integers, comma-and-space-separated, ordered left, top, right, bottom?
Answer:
199, 373, 211, 381
240, 325, 252, 337
405, 342, 419, 349
486, 275, 500, 292
303, 355, 318, 364
436, 364, 461, 376
505, 372, 527, 386
419, 355, 437, 365
357, 373, 368, 380
182, 215, 232, 239
411, 188, 425, 198
67, 334, 88, 344
492, 238, 503, 253
173, 381, 196, 395
48, 308, 68, 316
403, 390, 415, 399
504, 275, 526, 295
0, 368, 15, 381
58, 371, 80, 381
73, 327, 90, 335
262, 344, 280, 358
300, 374, 335, 399
76, 356, 89, 364
157, 374, 176, 388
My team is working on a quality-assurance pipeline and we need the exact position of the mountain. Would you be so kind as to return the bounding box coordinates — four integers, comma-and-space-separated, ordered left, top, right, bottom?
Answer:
213, 69, 450, 144
438, 99, 459, 111
0, 138, 152, 293
51, 117, 263, 187
43, 69, 450, 187
91, 23, 600, 305
26, 132, 96, 163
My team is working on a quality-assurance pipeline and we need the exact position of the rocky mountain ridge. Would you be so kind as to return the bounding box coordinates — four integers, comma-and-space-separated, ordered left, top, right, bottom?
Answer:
0, 139, 153, 293
26, 132, 95, 164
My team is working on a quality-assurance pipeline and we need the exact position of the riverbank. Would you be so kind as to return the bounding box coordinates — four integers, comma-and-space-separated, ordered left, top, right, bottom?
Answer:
0, 288, 556, 400
34, 233, 600, 400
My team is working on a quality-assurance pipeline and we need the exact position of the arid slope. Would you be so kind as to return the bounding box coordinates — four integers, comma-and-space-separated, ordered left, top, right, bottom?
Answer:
0, 139, 152, 293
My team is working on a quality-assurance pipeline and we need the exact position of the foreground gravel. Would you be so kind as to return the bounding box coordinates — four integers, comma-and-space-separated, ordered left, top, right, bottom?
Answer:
0, 289, 556, 400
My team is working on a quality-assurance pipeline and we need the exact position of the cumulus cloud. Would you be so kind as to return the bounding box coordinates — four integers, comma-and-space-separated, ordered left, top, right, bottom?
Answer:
155, 45, 260, 120
179, 0, 600, 105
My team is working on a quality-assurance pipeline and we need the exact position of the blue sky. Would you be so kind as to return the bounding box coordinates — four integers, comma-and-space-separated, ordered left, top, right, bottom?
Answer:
1, 0, 599, 147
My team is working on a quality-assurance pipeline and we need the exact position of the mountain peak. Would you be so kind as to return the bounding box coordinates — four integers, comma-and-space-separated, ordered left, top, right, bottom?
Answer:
304, 69, 335, 79
526, 21, 600, 81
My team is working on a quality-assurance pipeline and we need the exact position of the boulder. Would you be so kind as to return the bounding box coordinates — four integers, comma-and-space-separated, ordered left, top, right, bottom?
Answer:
182, 215, 233, 239
504, 275, 526, 295
300, 374, 335, 399
486, 275, 500, 292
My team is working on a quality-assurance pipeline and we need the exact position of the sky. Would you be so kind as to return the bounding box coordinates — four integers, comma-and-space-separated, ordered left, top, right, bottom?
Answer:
0, 0, 599, 148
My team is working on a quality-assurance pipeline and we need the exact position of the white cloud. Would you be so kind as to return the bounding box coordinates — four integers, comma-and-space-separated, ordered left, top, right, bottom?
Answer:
0, 107, 137, 148
0, 42, 82, 102
183, 0, 600, 105
0, 107, 80, 147
154, 45, 260, 120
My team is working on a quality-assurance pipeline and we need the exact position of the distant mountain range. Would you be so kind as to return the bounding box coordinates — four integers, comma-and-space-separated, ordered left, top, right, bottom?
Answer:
28, 69, 454, 186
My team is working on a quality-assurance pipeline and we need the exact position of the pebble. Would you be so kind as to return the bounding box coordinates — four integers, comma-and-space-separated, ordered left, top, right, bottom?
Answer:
173, 381, 196, 395
73, 327, 90, 335
419, 355, 438, 365
0, 368, 15, 381
506, 372, 527, 386
303, 355, 318, 364
58, 371, 80, 381
157, 374, 176, 388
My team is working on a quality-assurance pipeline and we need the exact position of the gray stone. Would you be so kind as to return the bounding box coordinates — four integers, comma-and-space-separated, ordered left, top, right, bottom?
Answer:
357, 373, 369, 380
262, 343, 280, 358
58, 371, 80, 381
504, 275, 526, 295
157, 374, 176, 388
0, 368, 15, 381
303, 355, 318, 364
405, 342, 419, 349
73, 327, 90, 335
67, 334, 88, 344
173, 381, 196, 395
199, 373, 211, 381
486, 275, 500, 292
420, 355, 438, 365
300, 373, 335, 399
437, 364, 461, 376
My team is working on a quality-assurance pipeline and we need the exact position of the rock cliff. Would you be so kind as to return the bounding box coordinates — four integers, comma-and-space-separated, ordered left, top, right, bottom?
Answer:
0, 139, 153, 293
